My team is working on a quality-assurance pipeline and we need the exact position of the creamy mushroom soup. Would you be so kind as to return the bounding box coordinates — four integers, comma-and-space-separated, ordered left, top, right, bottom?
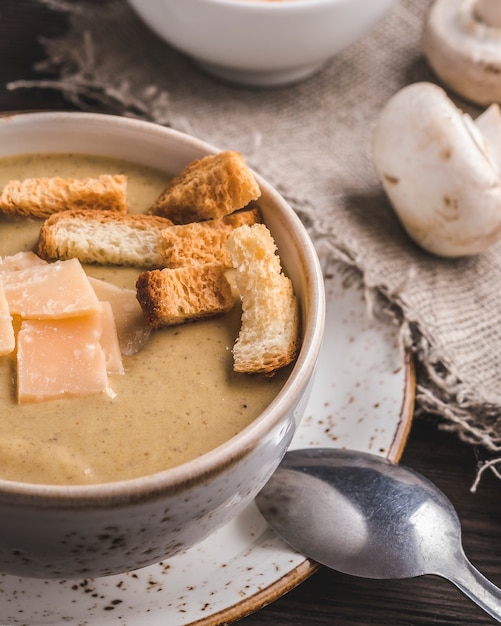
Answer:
0, 153, 290, 485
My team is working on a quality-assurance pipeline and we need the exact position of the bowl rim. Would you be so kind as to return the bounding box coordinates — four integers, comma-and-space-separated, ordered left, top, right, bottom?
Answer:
0, 111, 326, 503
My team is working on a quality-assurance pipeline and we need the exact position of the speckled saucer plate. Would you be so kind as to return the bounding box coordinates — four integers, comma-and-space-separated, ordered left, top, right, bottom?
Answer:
0, 257, 414, 626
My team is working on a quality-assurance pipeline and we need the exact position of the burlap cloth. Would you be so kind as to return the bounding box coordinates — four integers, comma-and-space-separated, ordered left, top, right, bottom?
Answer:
10, 0, 501, 487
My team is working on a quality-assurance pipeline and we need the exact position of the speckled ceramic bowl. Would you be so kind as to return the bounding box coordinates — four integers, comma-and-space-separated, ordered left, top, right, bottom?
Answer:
0, 111, 325, 579
126, 0, 399, 87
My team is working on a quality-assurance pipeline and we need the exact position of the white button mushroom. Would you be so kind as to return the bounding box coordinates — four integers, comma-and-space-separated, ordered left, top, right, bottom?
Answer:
372, 81, 501, 257
422, 0, 501, 106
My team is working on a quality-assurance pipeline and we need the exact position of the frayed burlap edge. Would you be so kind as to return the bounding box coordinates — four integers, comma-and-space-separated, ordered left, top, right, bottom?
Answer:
320, 239, 501, 491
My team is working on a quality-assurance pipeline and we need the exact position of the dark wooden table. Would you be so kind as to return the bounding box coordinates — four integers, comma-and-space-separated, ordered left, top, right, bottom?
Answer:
1, 2, 501, 624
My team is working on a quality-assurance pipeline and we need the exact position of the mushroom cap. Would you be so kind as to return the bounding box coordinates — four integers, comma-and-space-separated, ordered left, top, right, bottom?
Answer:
422, 0, 501, 106
372, 81, 501, 257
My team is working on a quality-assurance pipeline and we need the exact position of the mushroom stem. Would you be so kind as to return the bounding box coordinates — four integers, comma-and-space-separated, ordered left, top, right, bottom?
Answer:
475, 103, 501, 172
475, 0, 501, 27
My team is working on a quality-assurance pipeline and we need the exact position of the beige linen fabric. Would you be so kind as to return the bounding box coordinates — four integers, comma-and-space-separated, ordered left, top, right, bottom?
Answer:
12, 0, 501, 485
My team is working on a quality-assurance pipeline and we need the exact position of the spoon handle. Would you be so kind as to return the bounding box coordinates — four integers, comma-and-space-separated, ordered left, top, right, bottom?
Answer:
445, 554, 501, 623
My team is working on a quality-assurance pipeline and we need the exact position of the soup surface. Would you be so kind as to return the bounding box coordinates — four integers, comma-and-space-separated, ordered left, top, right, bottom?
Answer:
0, 153, 289, 486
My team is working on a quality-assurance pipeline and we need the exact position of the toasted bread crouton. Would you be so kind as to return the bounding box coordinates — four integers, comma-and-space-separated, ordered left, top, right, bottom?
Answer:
158, 207, 262, 268
136, 264, 236, 328
151, 151, 261, 224
0, 174, 127, 219
227, 223, 299, 375
38, 209, 173, 267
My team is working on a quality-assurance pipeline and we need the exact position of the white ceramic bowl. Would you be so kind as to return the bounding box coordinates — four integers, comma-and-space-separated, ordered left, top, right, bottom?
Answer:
0, 111, 325, 578
126, 0, 399, 87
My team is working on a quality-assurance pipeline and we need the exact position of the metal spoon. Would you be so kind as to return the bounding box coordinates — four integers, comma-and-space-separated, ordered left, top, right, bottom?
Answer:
255, 448, 501, 622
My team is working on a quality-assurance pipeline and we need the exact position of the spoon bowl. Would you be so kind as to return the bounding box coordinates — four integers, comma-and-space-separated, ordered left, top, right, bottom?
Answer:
255, 448, 501, 622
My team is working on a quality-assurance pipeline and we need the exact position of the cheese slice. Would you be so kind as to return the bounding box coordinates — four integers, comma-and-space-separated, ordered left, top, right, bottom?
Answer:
0, 255, 130, 402
0, 251, 47, 272
0, 279, 14, 356
2, 257, 100, 319
89, 276, 150, 355
99, 301, 125, 375
17, 310, 108, 403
